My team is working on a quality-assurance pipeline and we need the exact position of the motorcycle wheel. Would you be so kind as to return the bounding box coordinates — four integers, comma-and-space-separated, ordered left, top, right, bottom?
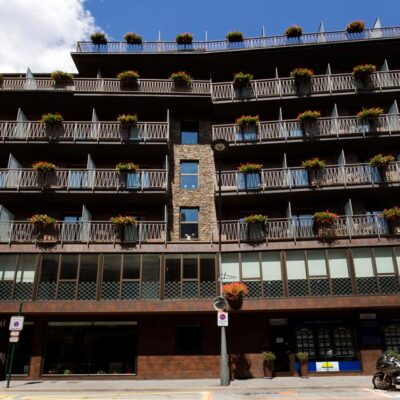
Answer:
373, 374, 392, 390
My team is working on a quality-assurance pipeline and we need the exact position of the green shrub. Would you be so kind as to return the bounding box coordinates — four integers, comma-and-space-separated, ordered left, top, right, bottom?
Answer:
237, 163, 262, 173
51, 71, 73, 84
233, 72, 253, 88
176, 33, 193, 45
263, 351, 276, 361
357, 107, 384, 120
32, 161, 57, 173
117, 114, 138, 125
41, 113, 63, 125
117, 70, 140, 86
285, 25, 302, 38
302, 158, 325, 170
369, 154, 395, 168
296, 352, 309, 362
235, 115, 259, 128
346, 20, 365, 33
28, 214, 56, 226
298, 110, 321, 122
110, 215, 137, 225
244, 214, 266, 224
91, 32, 107, 45
352, 64, 376, 79
170, 71, 192, 87
290, 68, 314, 81
383, 207, 400, 221
226, 31, 244, 42
124, 32, 142, 45
115, 162, 139, 172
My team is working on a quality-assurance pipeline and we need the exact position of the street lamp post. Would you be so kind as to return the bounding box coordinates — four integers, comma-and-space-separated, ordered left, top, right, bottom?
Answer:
211, 139, 230, 387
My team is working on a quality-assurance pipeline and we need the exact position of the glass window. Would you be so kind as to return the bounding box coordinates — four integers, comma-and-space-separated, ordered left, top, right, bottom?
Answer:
384, 325, 400, 352
261, 252, 281, 281
123, 254, 140, 280
181, 120, 199, 144
286, 251, 306, 279
199, 255, 215, 282
327, 249, 350, 278
79, 255, 98, 283
16, 255, 36, 283
40, 255, 59, 282
165, 254, 181, 282
352, 248, 374, 277
183, 255, 197, 279
0, 254, 16, 280
142, 254, 160, 281
374, 248, 395, 274
180, 161, 199, 190
295, 328, 315, 357
333, 327, 355, 357
180, 208, 199, 239
241, 253, 260, 278
307, 250, 327, 276
59, 255, 78, 280
221, 253, 240, 282
103, 255, 121, 282
176, 325, 203, 354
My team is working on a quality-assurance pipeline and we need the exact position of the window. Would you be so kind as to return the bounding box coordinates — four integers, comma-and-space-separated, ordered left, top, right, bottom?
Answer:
181, 120, 199, 144
180, 161, 199, 190
180, 208, 199, 239
176, 325, 203, 354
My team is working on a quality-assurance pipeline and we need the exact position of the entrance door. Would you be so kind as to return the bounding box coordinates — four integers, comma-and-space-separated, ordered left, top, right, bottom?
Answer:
270, 326, 290, 372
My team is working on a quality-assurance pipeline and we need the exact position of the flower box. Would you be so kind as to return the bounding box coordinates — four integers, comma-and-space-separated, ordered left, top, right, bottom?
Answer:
346, 20, 365, 35
290, 68, 314, 94
41, 113, 64, 139
222, 282, 248, 310
357, 107, 384, 132
237, 163, 262, 190
383, 207, 400, 234
313, 211, 339, 238
298, 111, 320, 137
285, 25, 303, 39
124, 32, 143, 45
28, 214, 58, 242
51, 71, 74, 88
235, 115, 259, 141
117, 70, 140, 90
91, 32, 107, 45
233, 72, 253, 98
226, 31, 244, 48
110, 215, 138, 242
176, 33, 193, 50
302, 158, 325, 186
244, 215, 266, 241
170, 71, 192, 90
117, 114, 138, 139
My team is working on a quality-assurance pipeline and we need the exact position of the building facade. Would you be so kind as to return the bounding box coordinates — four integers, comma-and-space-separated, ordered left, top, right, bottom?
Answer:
0, 22, 400, 379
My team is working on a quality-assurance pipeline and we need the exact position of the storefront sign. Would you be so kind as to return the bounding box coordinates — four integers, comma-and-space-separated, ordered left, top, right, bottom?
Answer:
217, 311, 228, 327
316, 361, 339, 372
9, 316, 24, 331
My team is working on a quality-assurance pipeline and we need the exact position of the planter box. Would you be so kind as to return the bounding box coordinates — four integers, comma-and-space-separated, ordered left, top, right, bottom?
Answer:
34, 225, 58, 243
113, 225, 139, 242
263, 360, 274, 379
236, 126, 258, 142
119, 125, 139, 141
301, 120, 318, 138
227, 42, 244, 49
300, 361, 309, 378
238, 173, 261, 190
362, 118, 381, 133
37, 172, 56, 188
119, 172, 142, 189
294, 79, 312, 94
246, 221, 266, 242
307, 170, 323, 187
234, 86, 253, 98
389, 220, 400, 235
45, 124, 63, 140
315, 225, 336, 239
177, 44, 193, 52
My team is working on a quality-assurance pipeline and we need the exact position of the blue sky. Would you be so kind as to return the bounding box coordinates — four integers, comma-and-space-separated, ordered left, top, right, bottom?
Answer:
86, 0, 400, 41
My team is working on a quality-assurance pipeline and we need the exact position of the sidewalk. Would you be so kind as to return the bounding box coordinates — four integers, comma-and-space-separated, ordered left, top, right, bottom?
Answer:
0, 376, 373, 392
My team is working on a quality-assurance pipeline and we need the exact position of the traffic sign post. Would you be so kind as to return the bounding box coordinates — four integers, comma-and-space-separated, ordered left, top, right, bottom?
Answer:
6, 303, 23, 389
217, 311, 229, 327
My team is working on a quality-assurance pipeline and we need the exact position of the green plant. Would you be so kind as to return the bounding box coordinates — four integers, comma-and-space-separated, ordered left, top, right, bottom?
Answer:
352, 64, 376, 79
302, 158, 326, 170
383, 207, 400, 221
369, 154, 395, 168
28, 214, 56, 226
117, 114, 138, 125
262, 351, 276, 361
298, 110, 321, 122
346, 20, 365, 33
226, 31, 244, 42
176, 33, 193, 45
386, 350, 400, 360
313, 211, 339, 226
51, 71, 73, 84
41, 113, 63, 126
290, 68, 314, 81
296, 352, 309, 362
285, 25, 303, 38
233, 72, 253, 88
110, 215, 137, 225
244, 214, 266, 224
32, 161, 57, 173
124, 32, 142, 45
115, 162, 139, 172
237, 163, 263, 173
222, 282, 249, 300
170, 71, 192, 87
235, 115, 259, 128
357, 107, 384, 120
117, 70, 140, 86
91, 32, 107, 45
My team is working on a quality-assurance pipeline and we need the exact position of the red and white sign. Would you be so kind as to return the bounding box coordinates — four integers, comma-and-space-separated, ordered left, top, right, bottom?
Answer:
217, 311, 228, 327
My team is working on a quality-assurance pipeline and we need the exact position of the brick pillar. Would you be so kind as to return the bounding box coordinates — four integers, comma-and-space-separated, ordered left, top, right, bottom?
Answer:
29, 320, 46, 379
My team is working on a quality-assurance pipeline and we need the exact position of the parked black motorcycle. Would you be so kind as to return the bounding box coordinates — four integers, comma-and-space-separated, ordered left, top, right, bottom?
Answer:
373, 353, 400, 390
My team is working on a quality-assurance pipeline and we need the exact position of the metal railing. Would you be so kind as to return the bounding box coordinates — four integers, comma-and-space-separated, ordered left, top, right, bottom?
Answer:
0, 78, 210, 95
0, 221, 166, 244
0, 169, 167, 191
0, 121, 169, 142
219, 214, 389, 243
216, 162, 400, 192
211, 70, 400, 101
75, 27, 400, 53
213, 114, 400, 143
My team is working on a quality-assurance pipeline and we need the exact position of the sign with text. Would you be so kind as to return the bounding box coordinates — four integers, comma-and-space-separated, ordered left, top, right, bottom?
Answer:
9, 316, 24, 331
217, 311, 228, 327
316, 361, 339, 372
9, 336, 19, 343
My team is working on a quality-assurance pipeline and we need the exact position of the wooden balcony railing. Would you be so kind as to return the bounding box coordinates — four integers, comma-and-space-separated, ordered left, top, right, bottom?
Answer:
0, 169, 167, 192
216, 162, 400, 192
218, 214, 389, 243
0, 121, 169, 142
0, 78, 210, 95
213, 114, 400, 143
0, 221, 167, 244
211, 70, 400, 102
75, 27, 400, 53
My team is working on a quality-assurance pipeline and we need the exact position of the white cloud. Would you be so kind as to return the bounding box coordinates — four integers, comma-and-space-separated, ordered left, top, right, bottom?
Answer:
0, 0, 99, 73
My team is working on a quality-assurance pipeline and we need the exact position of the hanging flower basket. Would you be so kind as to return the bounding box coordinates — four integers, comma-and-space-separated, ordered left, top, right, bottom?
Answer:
117, 70, 140, 90
383, 207, 400, 234
223, 282, 248, 310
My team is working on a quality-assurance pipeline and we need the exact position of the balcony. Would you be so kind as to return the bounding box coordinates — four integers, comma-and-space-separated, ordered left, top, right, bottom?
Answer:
218, 214, 389, 244
216, 162, 400, 193
213, 113, 400, 144
0, 78, 210, 96
211, 70, 400, 102
0, 220, 166, 245
0, 121, 169, 143
75, 27, 400, 54
0, 168, 167, 192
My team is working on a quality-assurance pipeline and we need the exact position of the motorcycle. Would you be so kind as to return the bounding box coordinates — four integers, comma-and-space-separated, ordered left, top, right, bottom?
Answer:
373, 353, 400, 390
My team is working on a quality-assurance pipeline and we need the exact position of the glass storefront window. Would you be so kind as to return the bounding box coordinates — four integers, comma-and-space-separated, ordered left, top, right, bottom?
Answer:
123, 254, 140, 280
59, 255, 78, 280
286, 251, 308, 297
221, 253, 240, 282
241, 253, 260, 279
0, 254, 16, 280
183, 255, 197, 279
353, 248, 374, 277
384, 325, 400, 352
327, 249, 350, 278
261, 252, 281, 281
141, 254, 160, 299
307, 250, 327, 276
78, 255, 98, 300
374, 248, 395, 274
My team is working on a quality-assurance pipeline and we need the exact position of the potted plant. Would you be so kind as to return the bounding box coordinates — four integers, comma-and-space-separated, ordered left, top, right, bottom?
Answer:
313, 210, 339, 238
222, 281, 248, 310
124, 32, 143, 45
296, 352, 309, 378
110, 215, 138, 242
116, 162, 140, 189
176, 33, 193, 50
170, 71, 192, 91
290, 68, 314, 94
357, 107, 384, 133
285, 25, 303, 40
346, 20, 365, 37
302, 158, 325, 186
383, 207, 400, 234
369, 154, 395, 182
50, 71, 74, 89
237, 163, 262, 190
28, 214, 57, 242
32, 161, 57, 187
233, 72, 253, 98
117, 114, 138, 140
352, 64, 376, 87
41, 113, 64, 139
263, 351, 276, 379
244, 214, 266, 242
235, 115, 259, 141
91, 32, 107, 45
117, 70, 140, 90
226, 31, 244, 48
297, 110, 321, 138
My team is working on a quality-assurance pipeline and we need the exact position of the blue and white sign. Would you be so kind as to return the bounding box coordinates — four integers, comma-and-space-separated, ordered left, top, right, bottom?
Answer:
217, 311, 228, 327
9, 316, 24, 331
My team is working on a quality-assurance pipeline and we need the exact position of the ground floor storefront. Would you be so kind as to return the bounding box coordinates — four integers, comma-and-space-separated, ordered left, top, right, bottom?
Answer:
0, 310, 399, 380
